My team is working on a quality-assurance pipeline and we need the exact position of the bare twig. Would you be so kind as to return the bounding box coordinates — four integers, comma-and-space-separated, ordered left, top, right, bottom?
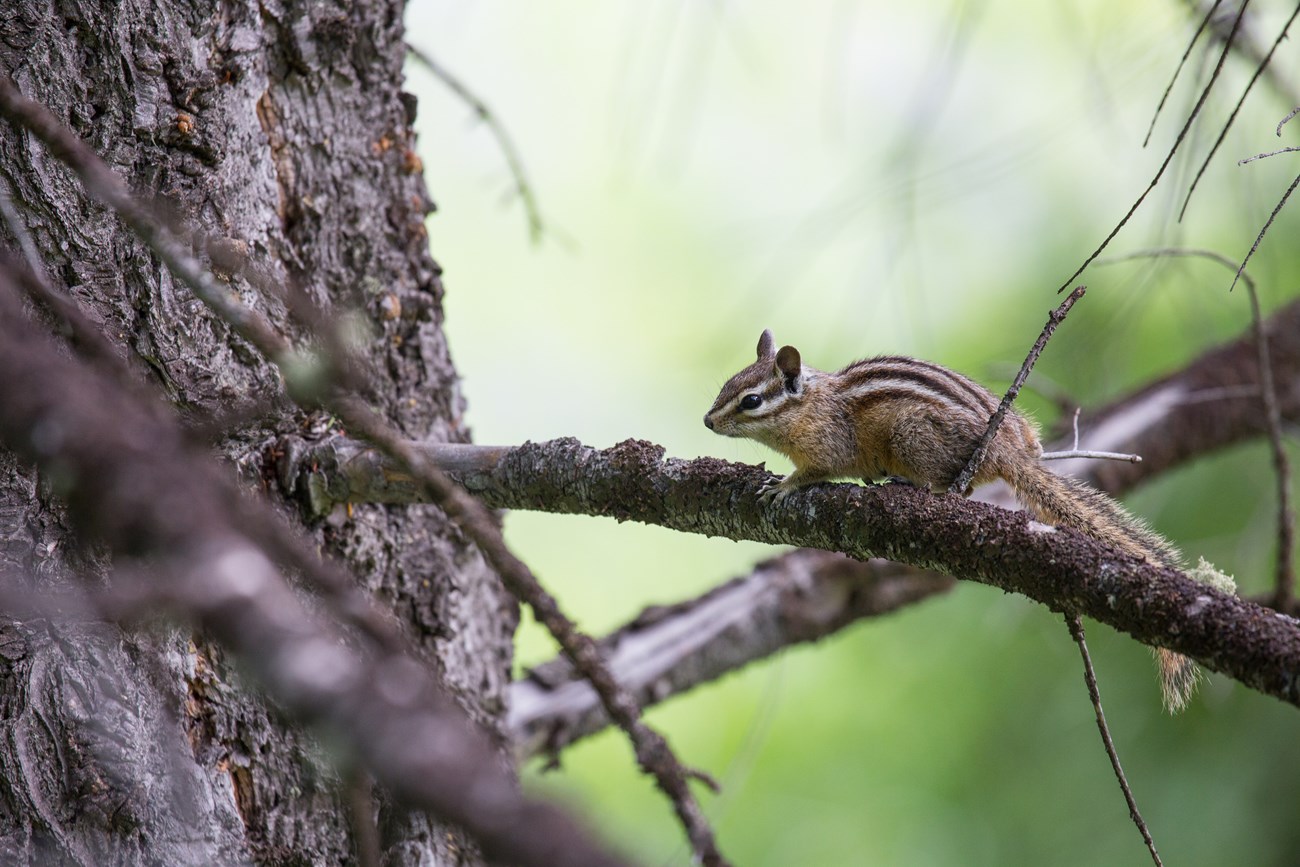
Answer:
1241, 275, 1297, 609
949, 285, 1086, 494
1229, 172, 1300, 296
1222, 225, 1299, 611
1165, 248, 1299, 611
1278, 106, 1300, 136
0, 74, 727, 866
1178, 0, 1300, 219
1100, 246, 1244, 276
1248, 328, 1300, 608
1042, 449, 1141, 463
406, 44, 546, 244
1239, 145, 1300, 164
952, 283, 1149, 849
1144, 0, 1222, 148
1098, 246, 1295, 617
1065, 615, 1162, 867
1040, 408, 1142, 463
1054, 0, 1250, 293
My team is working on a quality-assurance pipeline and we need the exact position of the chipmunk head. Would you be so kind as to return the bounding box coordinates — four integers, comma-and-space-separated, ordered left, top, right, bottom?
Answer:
704, 329, 805, 438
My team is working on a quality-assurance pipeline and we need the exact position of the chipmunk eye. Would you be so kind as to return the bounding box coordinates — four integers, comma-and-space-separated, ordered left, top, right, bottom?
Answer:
739, 394, 763, 410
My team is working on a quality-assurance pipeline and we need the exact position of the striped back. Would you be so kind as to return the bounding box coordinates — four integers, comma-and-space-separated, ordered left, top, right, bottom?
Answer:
837, 356, 1000, 421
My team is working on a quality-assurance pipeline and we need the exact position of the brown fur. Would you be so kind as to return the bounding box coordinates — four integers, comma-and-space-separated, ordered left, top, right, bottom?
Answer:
705, 333, 1200, 712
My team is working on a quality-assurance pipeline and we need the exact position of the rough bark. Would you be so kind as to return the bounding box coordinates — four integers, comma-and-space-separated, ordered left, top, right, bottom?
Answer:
0, 1, 514, 864
535, 439, 1298, 707
274, 296, 1300, 736
291, 434, 1300, 710
0, 278, 628, 867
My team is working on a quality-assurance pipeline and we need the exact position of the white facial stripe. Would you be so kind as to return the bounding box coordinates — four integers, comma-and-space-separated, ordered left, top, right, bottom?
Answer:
745, 395, 785, 417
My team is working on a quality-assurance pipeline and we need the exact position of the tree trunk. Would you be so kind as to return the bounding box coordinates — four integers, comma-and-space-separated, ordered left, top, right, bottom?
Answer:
0, 1, 514, 864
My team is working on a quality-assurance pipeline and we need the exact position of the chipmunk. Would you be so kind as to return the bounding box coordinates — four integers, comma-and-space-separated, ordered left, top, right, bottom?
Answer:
704, 329, 1198, 712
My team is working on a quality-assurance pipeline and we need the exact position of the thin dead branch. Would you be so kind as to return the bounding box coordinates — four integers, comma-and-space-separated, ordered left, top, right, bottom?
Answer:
1240, 145, 1300, 163
952, 281, 1152, 860
1055, 0, 1250, 293
949, 285, 1086, 493
1207, 214, 1300, 613
406, 43, 546, 244
1042, 450, 1141, 463
1145, 0, 1223, 148
1278, 106, 1300, 135
1231, 171, 1300, 297
1066, 615, 1162, 867
1178, 0, 1300, 219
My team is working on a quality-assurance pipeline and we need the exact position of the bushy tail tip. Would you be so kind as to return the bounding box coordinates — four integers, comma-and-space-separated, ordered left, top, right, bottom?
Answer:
1156, 647, 1200, 713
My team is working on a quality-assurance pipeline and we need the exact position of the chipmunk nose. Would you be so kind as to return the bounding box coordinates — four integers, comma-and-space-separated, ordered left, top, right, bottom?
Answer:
703, 415, 714, 430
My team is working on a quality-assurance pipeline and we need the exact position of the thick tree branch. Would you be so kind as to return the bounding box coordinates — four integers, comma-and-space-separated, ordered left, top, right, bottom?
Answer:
510, 552, 952, 758
291, 296, 1300, 743
299, 427, 1300, 710
437, 437, 1300, 708
504, 310, 1300, 752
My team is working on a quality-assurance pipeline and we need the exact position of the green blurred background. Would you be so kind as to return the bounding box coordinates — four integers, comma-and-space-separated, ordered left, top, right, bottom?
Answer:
403, 2, 1300, 864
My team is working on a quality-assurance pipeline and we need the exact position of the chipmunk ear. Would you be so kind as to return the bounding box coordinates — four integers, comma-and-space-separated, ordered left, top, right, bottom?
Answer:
756, 329, 776, 360
775, 345, 802, 394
